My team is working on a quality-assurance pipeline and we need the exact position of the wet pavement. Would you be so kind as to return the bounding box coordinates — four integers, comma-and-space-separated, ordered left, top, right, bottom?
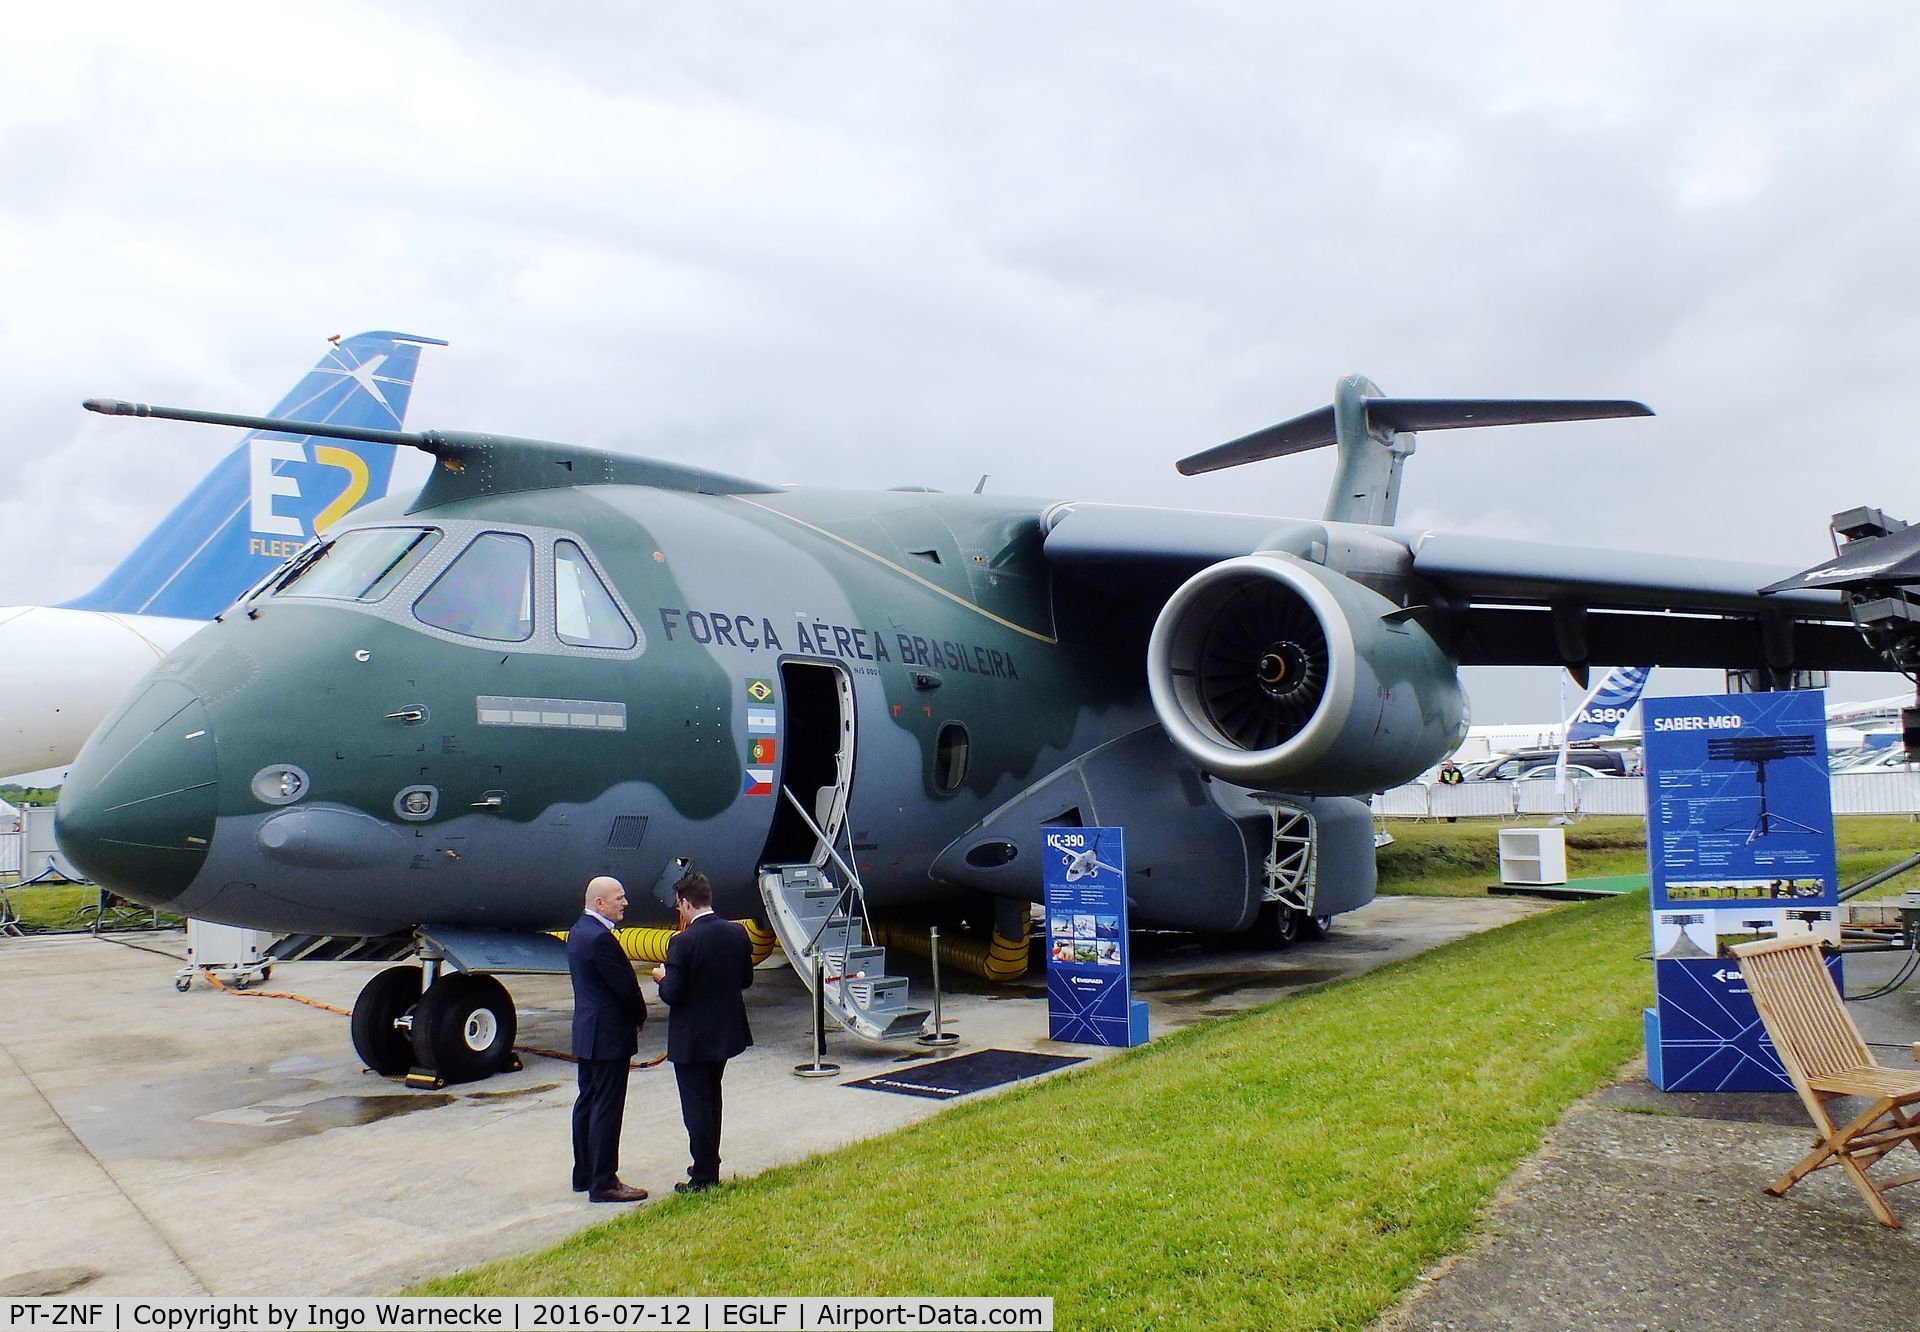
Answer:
0, 895, 1538, 1297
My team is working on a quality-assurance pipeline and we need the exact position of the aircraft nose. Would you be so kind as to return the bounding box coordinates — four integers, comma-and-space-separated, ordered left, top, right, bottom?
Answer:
57, 678, 218, 906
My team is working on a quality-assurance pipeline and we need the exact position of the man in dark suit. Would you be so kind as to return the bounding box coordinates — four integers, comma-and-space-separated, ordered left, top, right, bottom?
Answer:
651, 871, 754, 1193
568, 875, 649, 1203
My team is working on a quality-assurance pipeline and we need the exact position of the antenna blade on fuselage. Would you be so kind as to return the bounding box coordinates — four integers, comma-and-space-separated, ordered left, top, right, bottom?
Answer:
82, 399, 432, 450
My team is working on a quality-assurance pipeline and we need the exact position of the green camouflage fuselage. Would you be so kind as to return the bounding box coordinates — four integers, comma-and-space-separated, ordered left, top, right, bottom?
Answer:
60, 479, 1160, 933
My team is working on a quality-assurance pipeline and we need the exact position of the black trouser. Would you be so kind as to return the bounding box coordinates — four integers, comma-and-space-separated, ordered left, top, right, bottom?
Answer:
674, 1059, 727, 1184
572, 1056, 630, 1193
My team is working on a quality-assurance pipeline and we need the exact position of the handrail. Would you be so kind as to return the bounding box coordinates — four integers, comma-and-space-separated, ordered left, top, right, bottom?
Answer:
778, 785, 875, 960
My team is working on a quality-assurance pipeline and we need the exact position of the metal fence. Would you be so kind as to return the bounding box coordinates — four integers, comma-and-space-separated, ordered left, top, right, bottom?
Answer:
1376, 771, 1920, 820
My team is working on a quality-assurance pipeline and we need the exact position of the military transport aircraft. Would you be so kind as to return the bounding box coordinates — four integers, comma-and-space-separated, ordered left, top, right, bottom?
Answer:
54, 375, 1889, 1083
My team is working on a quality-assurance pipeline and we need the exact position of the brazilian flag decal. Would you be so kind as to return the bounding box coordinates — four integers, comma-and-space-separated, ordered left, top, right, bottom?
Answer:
746, 677, 774, 703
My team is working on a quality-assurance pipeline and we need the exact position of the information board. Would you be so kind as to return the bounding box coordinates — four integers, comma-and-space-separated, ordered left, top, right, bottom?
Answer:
1041, 825, 1148, 1047
1641, 691, 1840, 1091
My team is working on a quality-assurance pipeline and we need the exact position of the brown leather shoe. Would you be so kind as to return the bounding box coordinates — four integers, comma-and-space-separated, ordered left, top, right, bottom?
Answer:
588, 1182, 649, 1203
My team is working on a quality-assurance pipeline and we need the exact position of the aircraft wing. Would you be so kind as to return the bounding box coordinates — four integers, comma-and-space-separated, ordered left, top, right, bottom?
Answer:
1043, 504, 1879, 671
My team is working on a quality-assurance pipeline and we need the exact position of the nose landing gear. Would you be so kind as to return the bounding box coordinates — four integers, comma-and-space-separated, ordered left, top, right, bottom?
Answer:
349, 964, 423, 1075
411, 972, 518, 1083
349, 962, 520, 1084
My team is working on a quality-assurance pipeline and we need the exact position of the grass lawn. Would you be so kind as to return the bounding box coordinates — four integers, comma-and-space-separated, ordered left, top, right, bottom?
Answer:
5, 882, 180, 932
1378, 813, 1920, 900
422, 892, 1653, 1328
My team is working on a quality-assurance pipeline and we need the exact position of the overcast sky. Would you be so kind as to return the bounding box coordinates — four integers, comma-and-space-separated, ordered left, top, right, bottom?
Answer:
4, 2, 1916, 722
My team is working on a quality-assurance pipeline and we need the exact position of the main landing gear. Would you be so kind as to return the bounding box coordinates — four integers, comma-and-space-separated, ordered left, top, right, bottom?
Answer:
1249, 901, 1333, 949
350, 960, 519, 1084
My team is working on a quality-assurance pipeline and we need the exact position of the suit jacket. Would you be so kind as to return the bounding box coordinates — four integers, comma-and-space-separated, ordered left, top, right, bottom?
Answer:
568, 914, 647, 1061
657, 913, 754, 1063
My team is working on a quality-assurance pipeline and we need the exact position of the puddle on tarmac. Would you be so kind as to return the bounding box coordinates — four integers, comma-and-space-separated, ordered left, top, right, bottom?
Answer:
198, 1093, 454, 1136
58, 1070, 465, 1160
0, 1267, 101, 1297
467, 1083, 560, 1100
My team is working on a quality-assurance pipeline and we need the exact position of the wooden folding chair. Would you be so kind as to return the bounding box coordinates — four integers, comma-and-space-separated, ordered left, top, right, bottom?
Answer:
1732, 934, 1920, 1227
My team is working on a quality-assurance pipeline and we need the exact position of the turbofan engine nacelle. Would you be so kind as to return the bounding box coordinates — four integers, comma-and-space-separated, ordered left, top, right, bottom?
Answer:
1147, 553, 1466, 795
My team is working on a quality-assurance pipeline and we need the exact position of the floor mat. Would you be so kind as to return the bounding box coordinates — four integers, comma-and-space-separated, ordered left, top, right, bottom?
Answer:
845, 1048, 1086, 1099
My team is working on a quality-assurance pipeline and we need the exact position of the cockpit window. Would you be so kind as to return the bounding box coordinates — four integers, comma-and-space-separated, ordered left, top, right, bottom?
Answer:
270, 527, 441, 602
554, 540, 635, 649
413, 532, 535, 642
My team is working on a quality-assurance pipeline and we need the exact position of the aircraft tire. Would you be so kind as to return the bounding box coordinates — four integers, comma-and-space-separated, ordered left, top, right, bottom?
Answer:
1299, 912, 1333, 941
413, 973, 517, 1083
1248, 901, 1301, 949
351, 964, 423, 1076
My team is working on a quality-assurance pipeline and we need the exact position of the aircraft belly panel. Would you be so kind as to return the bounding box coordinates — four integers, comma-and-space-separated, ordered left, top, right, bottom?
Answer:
174, 776, 774, 935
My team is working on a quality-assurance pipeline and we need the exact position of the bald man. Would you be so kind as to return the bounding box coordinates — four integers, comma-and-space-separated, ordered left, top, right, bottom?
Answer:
567, 875, 649, 1202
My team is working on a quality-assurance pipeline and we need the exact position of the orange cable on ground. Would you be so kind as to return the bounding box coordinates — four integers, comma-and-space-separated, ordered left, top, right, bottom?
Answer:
192, 967, 666, 1069
195, 966, 352, 1015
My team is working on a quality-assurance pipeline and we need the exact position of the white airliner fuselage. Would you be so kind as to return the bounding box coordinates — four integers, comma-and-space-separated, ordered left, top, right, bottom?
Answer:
0, 606, 203, 776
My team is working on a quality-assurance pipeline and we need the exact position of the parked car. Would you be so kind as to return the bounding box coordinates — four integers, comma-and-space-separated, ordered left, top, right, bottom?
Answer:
1833, 747, 1917, 773
1515, 764, 1612, 782
1472, 746, 1632, 780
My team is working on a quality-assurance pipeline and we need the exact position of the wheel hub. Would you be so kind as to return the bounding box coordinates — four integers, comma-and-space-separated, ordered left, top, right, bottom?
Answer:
462, 1009, 498, 1051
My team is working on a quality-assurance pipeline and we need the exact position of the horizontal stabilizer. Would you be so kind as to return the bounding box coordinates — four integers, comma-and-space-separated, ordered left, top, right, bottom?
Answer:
1177, 396, 1653, 477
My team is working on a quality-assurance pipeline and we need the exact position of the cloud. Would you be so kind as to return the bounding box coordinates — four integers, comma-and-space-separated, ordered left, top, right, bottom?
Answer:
3, 2, 1915, 716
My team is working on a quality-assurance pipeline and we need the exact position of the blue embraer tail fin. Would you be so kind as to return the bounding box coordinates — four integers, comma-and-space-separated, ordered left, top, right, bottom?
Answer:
60, 330, 447, 620
1566, 666, 1653, 744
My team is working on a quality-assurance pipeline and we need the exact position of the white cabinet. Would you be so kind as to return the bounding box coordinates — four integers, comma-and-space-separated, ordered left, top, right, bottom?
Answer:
1498, 828, 1568, 885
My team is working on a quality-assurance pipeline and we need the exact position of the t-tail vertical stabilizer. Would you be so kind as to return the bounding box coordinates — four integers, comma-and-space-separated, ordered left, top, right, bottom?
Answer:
1566, 666, 1653, 743
60, 330, 447, 620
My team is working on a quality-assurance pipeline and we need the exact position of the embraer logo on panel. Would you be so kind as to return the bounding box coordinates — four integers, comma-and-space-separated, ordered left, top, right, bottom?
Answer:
248, 438, 374, 556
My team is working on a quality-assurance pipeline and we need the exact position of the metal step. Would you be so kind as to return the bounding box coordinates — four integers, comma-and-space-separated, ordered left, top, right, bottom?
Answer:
758, 864, 930, 1045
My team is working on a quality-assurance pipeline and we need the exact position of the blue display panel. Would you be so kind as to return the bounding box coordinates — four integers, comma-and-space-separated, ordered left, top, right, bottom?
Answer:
1651, 955, 1843, 1091
1042, 826, 1148, 1048
1641, 691, 1841, 1091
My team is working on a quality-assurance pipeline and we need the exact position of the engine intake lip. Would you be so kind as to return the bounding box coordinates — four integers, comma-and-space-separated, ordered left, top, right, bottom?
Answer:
1147, 553, 1357, 780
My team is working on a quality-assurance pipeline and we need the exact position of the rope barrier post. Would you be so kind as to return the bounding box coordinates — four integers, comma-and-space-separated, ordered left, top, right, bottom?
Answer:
794, 951, 840, 1078
917, 925, 960, 1048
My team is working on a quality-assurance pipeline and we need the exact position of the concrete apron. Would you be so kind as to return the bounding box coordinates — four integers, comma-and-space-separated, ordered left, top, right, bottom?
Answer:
0, 896, 1541, 1297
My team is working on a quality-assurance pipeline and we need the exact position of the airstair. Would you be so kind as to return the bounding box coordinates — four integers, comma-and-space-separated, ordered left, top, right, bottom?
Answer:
757, 790, 929, 1044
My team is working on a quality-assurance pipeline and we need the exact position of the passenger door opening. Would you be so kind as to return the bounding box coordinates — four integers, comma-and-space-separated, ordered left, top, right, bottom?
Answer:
758, 660, 854, 868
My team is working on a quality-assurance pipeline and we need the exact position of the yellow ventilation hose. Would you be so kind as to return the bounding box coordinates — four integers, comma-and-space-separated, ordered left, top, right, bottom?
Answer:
609, 926, 677, 963
559, 920, 781, 966
739, 918, 779, 964
868, 917, 1030, 983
